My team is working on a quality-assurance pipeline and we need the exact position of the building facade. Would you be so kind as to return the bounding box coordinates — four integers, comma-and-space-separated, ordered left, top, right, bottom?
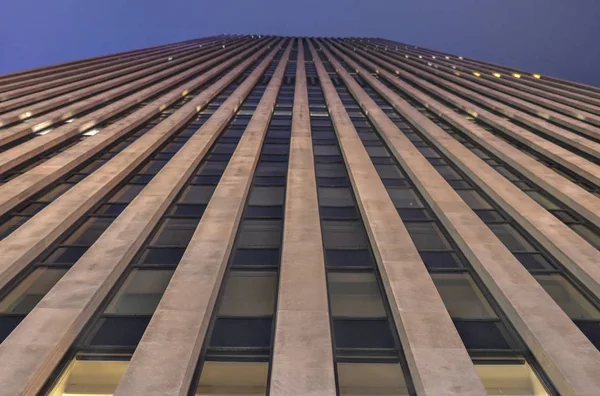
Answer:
0, 35, 599, 395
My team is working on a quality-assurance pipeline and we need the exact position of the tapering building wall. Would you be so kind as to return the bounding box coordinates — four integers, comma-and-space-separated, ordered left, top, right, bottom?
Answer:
0, 35, 599, 396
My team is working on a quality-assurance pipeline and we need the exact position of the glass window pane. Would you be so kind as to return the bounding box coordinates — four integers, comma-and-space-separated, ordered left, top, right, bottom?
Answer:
337, 362, 409, 396
314, 145, 340, 156
322, 221, 369, 249
488, 224, 534, 252
0, 268, 67, 314
237, 220, 282, 248
49, 356, 129, 396
180, 185, 216, 205
138, 248, 185, 265
475, 362, 549, 396
535, 274, 600, 319
232, 249, 280, 267
64, 217, 113, 245
315, 163, 346, 178
248, 187, 285, 206
374, 164, 403, 179
571, 224, 600, 250
333, 319, 395, 349
365, 146, 390, 157
105, 270, 173, 315
108, 184, 144, 203
435, 165, 462, 180
318, 187, 354, 207
404, 222, 451, 250
328, 272, 386, 317
386, 188, 423, 208
326, 249, 374, 267
457, 190, 493, 210
151, 218, 199, 246
218, 271, 277, 316
210, 317, 272, 348
525, 191, 560, 210
196, 361, 268, 395
431, 273, 497, 318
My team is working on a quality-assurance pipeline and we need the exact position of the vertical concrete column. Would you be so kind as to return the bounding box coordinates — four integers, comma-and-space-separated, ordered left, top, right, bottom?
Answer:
269, 39, 337, 396
319, 40, 600, 396
113, 40, 293, 396
308, 40, 487, 396
0, 41, 282, 396
338, 41, 600, 186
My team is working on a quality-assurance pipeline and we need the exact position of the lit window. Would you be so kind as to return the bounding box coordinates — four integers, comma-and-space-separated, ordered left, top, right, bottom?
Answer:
37, 128, 53, 136
167, 56, 173, 61
196, 361, 268, 395
48, 355, 129, 396
512, 73, 521, 78
493, 73, 502, 78
533, 74, 541, 79
337, 363, 409, 395
83, 129, 100, 136
473, 72, 481, 77
475, 361, 549, 395
66, 118, 76, 123
459, 56, 463, 59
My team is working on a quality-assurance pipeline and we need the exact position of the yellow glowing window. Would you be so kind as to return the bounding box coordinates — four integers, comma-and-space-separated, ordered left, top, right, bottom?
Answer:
48, 355, 129, 396
473, 72, 481, 77
493, 73, 501, 78
533, 74, 542, 79
197, 361, 268, 395
513, 73, 521, 78
475, 361, 549, 395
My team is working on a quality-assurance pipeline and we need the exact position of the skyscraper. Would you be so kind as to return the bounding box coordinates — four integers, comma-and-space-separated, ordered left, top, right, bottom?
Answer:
0, 35, 599, 395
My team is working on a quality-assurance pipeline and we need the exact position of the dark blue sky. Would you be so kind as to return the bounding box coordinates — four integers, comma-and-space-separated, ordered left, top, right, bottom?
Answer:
1, 0, 599, 86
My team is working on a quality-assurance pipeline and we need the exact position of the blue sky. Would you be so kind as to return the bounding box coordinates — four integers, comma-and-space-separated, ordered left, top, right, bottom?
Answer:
1, 0, 599, 86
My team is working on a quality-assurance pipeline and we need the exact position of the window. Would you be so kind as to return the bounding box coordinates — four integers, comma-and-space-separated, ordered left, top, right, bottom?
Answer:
474, 361, 549, 395
337, 363, 409, 396
328, 272, 386, 317
48, 355, 129, 396
248, 187, 285, 206
218, 271, 277, 316
326, 249, 374, 267
196, 361, 268, 395
108, 184, 144, 203
232, 248, 280, 267
374, 164, 403, 179
180, 185, 216, 204
386, 188, 423, 208
314, 145, 340, 156
0, 268, 67, 314
322, 221, 369, 249
434, 165, 462, 180
318, 187, 354, 207
456, 190, 493, 210
151, 218, 199, 246
535, 274, 600, 320
138, 247, 185, 265
488, 224, 534, 252
315, 163, 346, 178
365, 146, 390, 157
237, 220, 282, 249
105, 270, 173, 315
571, 224, 600, 250
404, 222, 451, 250
431, 273, 497, 318
64, 217, 113, 245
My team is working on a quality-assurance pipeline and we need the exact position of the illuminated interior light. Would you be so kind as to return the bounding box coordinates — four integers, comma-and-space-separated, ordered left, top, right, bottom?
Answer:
452, 66, 456, 69
33, 121, 51, 132
455, 72, 461, 76
418, 55, 422, 59
512, 73, 521, 78
432, 56, 436, 59
427, 62, 432, 66
167, 57, 173, 61
473, 72, 481, 77
19, 111, 32, 120
404, 55, 409, 58
66, 118, 76, 123
37, 129, 53, 136
222, 45, 226, 48
459, 56, 463, 60
445, 56, 450, 60
493, 73, 501, 78
533, 74, 541, 79
83, 129, 100, 136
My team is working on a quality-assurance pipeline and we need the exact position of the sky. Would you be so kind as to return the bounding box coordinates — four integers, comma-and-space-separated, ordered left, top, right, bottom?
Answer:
1, 0, 599, 86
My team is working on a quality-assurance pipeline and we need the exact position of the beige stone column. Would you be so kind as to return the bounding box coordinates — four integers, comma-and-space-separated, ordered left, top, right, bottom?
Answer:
113, 40, 293, 396
0, 39, 284, 396
269, 39, 337, 396
319, 39, 600, 396
0, 40, 264, 217
308, 40, 487, 396
0, 39, 277, 293
330, 43, 600, 229
339, 41, 600, 187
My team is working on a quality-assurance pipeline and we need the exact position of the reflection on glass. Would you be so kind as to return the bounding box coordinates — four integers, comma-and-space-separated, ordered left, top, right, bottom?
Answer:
337, 362, 409, 395
0, 268, 67, 314
218, 271, 277, 316
475, 361, 549, 396
105, 270, 173, 315
431, 273, 497, 318
535, 274, 600, 320
48, 355, 129, 396
328, 272, 386, 317
196, 361, 267, 395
